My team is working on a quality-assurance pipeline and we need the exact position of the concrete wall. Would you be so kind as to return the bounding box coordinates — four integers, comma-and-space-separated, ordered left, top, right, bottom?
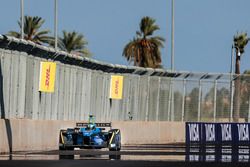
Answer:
113, 121, 185, 144
0, 119, 75, 153
0, 119, 185, 153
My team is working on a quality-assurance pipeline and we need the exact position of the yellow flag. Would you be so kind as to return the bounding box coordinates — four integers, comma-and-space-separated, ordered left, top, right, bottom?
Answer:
39, 62, 56, 93
109, 75, 124, 99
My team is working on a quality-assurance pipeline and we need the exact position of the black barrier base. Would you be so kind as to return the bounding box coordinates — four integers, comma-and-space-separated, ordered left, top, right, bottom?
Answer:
186, 122, 250, 162
186, 145, 250, 162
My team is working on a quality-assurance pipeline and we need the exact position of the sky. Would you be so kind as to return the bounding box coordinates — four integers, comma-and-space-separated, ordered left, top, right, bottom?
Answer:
0, 0, 250, 74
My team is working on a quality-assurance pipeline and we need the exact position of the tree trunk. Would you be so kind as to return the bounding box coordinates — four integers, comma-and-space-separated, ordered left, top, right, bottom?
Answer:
233, 55, 241, 122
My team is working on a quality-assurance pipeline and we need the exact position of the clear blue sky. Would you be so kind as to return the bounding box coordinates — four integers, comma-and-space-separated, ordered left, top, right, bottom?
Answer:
1, 0, 250, 73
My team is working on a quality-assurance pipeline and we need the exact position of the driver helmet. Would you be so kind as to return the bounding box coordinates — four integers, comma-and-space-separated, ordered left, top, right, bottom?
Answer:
87, 123, 96, 130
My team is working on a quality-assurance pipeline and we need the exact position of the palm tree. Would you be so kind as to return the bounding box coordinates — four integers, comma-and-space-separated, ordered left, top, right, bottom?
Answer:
8, 15, 53, 45
233, 32, 249, 122
56, 30, 91, 57
123, 16, 165, 68
234, 32, 250, 74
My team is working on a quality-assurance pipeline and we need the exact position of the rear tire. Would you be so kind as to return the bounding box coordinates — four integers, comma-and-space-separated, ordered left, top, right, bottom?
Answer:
59, 146, 66, 150
109, 154, 121, 160
59, 146, 74, 159
59, 146, 74, 150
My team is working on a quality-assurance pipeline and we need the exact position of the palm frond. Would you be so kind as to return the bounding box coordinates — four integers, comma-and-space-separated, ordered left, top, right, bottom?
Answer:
10, 15, 53, 45
234, 32, 249, 54
123, 16, 164, 68
7, 31, 21, 38
140, 16, 160, 37
59, 30, 91, 57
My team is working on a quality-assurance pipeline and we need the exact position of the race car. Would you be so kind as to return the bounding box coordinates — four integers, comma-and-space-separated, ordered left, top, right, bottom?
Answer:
59, 115, 121, 151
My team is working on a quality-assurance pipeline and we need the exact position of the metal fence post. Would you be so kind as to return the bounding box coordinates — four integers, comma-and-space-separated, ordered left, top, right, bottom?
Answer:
171, 81, 175, 121
248, 95, 250, 122
230, 80, 234, 122
145, 77, 150, 121
181, 79, 186, 122
197, 79, 202, 122
101, 75, 105, 121
213, 80, 217, 122
135, 76, 140, 121
155, 78, 161, 121
127, 78, 131, 120
230, 45, 234, 122
167, 79, 172, 121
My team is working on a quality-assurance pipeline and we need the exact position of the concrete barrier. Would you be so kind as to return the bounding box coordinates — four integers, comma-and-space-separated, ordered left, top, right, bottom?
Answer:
0, 119, 185, 153
0, 119, 75, 153
113, 121, 185, 144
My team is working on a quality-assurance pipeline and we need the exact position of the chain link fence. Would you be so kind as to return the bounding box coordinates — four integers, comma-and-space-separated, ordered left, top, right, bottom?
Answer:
0, 36, 249, 122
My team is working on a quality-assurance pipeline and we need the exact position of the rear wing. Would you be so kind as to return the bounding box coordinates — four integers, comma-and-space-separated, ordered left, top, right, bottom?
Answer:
76, 122, 112, 128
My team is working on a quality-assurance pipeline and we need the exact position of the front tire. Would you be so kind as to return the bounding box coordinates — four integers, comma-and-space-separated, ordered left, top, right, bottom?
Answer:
108, 129, 121, 151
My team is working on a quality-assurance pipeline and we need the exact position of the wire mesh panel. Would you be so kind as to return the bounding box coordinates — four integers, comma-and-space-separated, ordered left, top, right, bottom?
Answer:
184, 80, 199, 121
172, 80, 184, 121
50, 61, 60, 120
57, 64, 65, 120
69, 67, 77, 120
90, 71, 110, 121
110, 75, 120, 121
9, 51, 19, 119
117, 75, 130, 121
44, 87, 52, 120
80, 69, 92, 121
92, 72, 105, 122
200, 81, 215, 122
158, 77, 171, 121
137, 76, 149, 121
148, 77, 159, 121
216, 82, 230, 122
73, 67, 82, 121
2, 50, 13, 118
101, 73, 111, 122
239, 75, 250, 121
34, 58, 44, 120
17, 52, 27, 118
109, 91, 122, 121
74, 69, 83, 121
63, 65, 71, 120
126, 75, 140, 121
89, 71, 98, 118
24, 56, 35, 119
66, 67, 73, 120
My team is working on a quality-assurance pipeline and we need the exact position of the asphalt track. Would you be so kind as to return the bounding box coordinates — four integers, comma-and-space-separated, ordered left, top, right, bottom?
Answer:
1, 160, 250, 167
0, 145, 250, 167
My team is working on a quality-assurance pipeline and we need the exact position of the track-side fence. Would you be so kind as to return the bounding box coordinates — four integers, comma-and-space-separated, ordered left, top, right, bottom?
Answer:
0, 35, 249, 122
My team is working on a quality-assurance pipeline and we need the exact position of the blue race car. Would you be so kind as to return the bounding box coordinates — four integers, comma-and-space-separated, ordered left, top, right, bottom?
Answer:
59, 115, 121, 151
